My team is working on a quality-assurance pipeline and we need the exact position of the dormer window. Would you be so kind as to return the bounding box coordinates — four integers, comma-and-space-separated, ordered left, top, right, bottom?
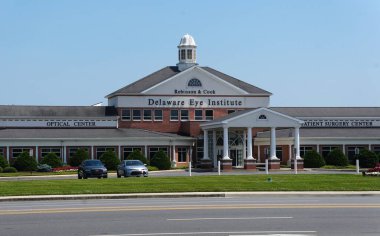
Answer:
188, 78, 202, 87
258, 114, 267, 120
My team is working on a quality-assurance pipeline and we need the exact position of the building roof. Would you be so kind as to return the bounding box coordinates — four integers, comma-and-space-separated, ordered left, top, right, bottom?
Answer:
256, 128, 380, 139
0, 128, 193, 140
0, 105, 117, 118
106, 66, 272, 98
271, 107, 380, 118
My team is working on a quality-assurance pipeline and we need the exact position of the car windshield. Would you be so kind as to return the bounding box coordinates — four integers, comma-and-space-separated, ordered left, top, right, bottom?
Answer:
84, 160, 103, 166
125, 160, 143, 166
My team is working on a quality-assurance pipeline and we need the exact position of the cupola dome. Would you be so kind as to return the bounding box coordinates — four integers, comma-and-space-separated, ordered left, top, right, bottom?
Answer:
177, 34, 198, 71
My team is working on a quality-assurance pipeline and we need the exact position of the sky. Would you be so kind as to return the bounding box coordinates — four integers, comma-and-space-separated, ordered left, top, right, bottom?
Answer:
0, 0, 379, 107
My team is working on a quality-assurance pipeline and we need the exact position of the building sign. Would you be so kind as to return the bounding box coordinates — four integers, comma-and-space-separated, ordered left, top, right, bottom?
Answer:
147, 98, 243, 107
301, 119, 380, 128
0, 119, 117, 128
174, 89, 216, 95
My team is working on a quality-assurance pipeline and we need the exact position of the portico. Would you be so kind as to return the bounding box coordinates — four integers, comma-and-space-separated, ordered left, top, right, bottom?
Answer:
200, 108, 304, 171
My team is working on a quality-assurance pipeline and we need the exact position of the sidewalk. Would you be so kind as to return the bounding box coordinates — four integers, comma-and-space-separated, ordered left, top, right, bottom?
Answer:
1, 191, 380, 202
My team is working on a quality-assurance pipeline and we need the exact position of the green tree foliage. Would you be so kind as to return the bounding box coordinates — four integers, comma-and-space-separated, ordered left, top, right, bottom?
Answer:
126, 150, 148, 164
357, 149, 379, 168
150, 150, 171, 170
325, 149, 348, 166
69, 148, 89, 167
100, 150, 120, 170
13, 152, 38, 171
40, 152, 63, 168
0, 155, 9, 168
303, 150, 325, 168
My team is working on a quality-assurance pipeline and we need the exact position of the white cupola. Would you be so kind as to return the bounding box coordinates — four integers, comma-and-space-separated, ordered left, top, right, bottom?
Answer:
177, 34, 198, 71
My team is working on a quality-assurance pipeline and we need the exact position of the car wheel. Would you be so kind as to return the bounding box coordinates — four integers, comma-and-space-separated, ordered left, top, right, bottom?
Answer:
78, 172, 82, 179
83, 173, 88, 179
117, 171, 121, 178
97, 177, 101, 179
104, 175, 108, 179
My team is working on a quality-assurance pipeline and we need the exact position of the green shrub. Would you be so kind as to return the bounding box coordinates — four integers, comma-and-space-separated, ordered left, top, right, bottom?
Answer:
37, 164, 52, 172
99, 150, 120, 170
0, 155, 9, 168
303, 150, 325, 168
40, 152, 63, 168
12, 152, 38, 171
148, 165, 159, 171
69, 148, 89, 167
3, 167, 17, 173
0, 166, 2, 173
357, 149, 379, 168
325, 149, 348, 166
126, 150, 148, 164
150, 150, 171, 170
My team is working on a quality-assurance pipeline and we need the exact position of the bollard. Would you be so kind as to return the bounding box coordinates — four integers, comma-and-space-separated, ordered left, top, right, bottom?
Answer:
356, 159, 360, 174
218, 160, 221, 175
294, 158, 298, 175
265, 159, 269, 175
189, 162, 192, 176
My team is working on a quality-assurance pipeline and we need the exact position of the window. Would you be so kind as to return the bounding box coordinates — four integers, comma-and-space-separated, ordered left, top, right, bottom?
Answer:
321, 146, 340, 158
227, 110, 235, 114
123, 147, 143, 160
300, 146, 314, 158
258, 114, 267, 120
188, 78, 202, 87
68, 147, 89, 159
148, 147, 168, 161
132, 110, 141, 120
347, 146, 365, 162
276, 147, 283, 161
154, 110, 163, 121
195, 110, 203, 120
373, 146, 380, 155
180, 110, 189, 121
12, 148, 32, 158
143, 110, 152, 121
121, 109, 131, 120
95, 147, 116, 159
187, 49, 192, 59
170, 110, 179, 121
41, 148, 61, 158
205, 110, 213, 120
178, 147, 188, 162
181, 49, 186, 60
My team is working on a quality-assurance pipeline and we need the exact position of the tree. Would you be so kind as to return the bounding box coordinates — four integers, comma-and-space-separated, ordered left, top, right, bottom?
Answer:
0, 155, 9, 168
303, 150, 325, 168
13, 152, 38, 172
325, 149, 348, 166
150, 150, 171, 170
357, 149, 379, 168
100, 150, 120, 170
126, 150, 148, 164
40, 152, 63, 168
69, 148, 89, 167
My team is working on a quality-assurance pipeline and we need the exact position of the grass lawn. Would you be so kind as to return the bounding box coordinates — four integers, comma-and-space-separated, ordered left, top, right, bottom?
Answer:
0, 171, 78, 177
1, 174, 380, 196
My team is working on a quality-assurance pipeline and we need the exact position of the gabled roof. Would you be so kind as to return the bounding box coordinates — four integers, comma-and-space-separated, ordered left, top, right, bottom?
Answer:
106, 66, 271, 98
271, 107, 380, 118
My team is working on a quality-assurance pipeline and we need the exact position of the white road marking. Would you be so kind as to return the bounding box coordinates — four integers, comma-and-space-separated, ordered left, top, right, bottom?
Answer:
167, 216, 293, 221
91, 231, 317, 236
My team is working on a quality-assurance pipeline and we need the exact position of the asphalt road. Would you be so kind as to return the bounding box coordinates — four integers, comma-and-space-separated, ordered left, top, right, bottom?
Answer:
1, 196, 379, 236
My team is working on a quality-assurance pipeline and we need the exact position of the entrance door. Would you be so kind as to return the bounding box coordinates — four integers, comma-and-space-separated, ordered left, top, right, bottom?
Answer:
230, 149, 243, 167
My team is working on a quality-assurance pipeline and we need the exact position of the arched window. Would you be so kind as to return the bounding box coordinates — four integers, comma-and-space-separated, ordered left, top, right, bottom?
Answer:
258, 114, 267, 120
188, 78, 202, 87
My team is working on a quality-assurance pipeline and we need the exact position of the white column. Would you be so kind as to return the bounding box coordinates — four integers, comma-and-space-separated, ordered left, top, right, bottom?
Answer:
144, 145, 148, 159
35, 146, 39, 161
223, 126, 230, 159
294, 127, 301, 159
269, 127, 278, 160
247, 127, 254, 159
243, 129, 247, 160
257, 145, 261, 162
91, 146, 94, 160
172, 144, 177, 167
118, 146, 122, 160
6, 146, 10, 162
202, 129, 210, 160
288, 144, 292, 165
212, 130, 217, 167
63, 145, 67, 164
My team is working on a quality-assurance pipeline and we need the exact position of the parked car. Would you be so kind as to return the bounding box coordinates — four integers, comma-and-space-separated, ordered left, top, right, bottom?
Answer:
78, 160, 108, 179
117, 160, 148, 177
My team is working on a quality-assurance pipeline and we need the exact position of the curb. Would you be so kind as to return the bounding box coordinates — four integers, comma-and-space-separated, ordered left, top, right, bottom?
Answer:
1, 191, 380, 202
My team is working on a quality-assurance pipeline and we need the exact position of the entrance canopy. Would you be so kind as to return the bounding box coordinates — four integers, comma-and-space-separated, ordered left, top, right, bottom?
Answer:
200, 108, 304, 163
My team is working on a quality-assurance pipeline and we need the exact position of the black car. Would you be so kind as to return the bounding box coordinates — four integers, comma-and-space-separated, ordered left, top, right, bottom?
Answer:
78, 160, 108, 179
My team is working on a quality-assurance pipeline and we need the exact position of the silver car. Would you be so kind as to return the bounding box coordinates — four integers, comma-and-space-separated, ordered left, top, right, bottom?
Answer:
117, 160, 148, 177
